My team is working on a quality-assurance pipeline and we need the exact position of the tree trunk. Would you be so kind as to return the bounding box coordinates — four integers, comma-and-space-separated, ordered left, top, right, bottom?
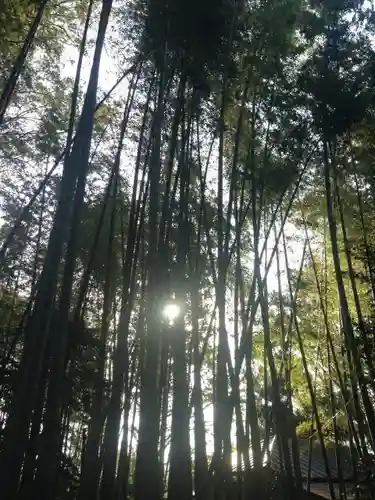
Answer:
134, 62, 165, 500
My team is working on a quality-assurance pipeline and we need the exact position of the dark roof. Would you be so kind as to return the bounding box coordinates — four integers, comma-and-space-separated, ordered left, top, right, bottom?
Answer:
268, 437, 354, 482
234, 438, 357, 499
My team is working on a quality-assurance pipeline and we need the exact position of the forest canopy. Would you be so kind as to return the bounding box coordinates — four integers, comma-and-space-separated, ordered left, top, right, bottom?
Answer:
1, 1, 375, 500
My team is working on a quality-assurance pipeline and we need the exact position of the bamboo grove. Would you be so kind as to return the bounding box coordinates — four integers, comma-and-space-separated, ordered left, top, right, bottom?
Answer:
1, 0, 375, 499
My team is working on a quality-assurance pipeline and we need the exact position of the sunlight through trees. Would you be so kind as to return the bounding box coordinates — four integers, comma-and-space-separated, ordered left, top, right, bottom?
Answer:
1, 1, 375, 499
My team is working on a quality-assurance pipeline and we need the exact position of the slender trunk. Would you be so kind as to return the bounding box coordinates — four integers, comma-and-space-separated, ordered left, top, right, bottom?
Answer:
99, 70, 141, 500
349, 140, 375, 302
190, 143, 209, 500
301, 208, 364, 454
284, 228, 335, 498
32, 4, 114, 497
334, 173, 375, 390
115, 349, 138, 500
30, 158, 49, 292
135, 61, 165, 500
327, 341, 347, 500
78, 176, 117, 500
158, 339, 170, 488
214, 73, 230, 500
168, 103, 192, 500
324, 141, 375, 448
0, 2, 112, 494
65, 0, 94, 159
250, 138, 292, 486
191, 287, 209, 500
18, 350, 49, 499
279, 223, 303, 491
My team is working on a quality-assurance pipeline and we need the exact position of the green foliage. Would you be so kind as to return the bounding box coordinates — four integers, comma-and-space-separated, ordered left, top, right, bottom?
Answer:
131, 0, 241, 86
77, 191, 127, 288
2, 0, 375, 498
0, 0, 35, 70
297, 0, 375, 138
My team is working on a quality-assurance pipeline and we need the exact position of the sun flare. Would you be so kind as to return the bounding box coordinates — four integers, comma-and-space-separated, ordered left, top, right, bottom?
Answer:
163, 303, 181, 324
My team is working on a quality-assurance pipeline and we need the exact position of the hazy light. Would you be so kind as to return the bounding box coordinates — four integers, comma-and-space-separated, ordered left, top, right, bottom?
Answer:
163, 303, 180, 324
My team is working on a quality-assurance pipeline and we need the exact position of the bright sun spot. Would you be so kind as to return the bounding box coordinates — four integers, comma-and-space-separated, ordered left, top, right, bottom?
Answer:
163, 303, 180, 324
